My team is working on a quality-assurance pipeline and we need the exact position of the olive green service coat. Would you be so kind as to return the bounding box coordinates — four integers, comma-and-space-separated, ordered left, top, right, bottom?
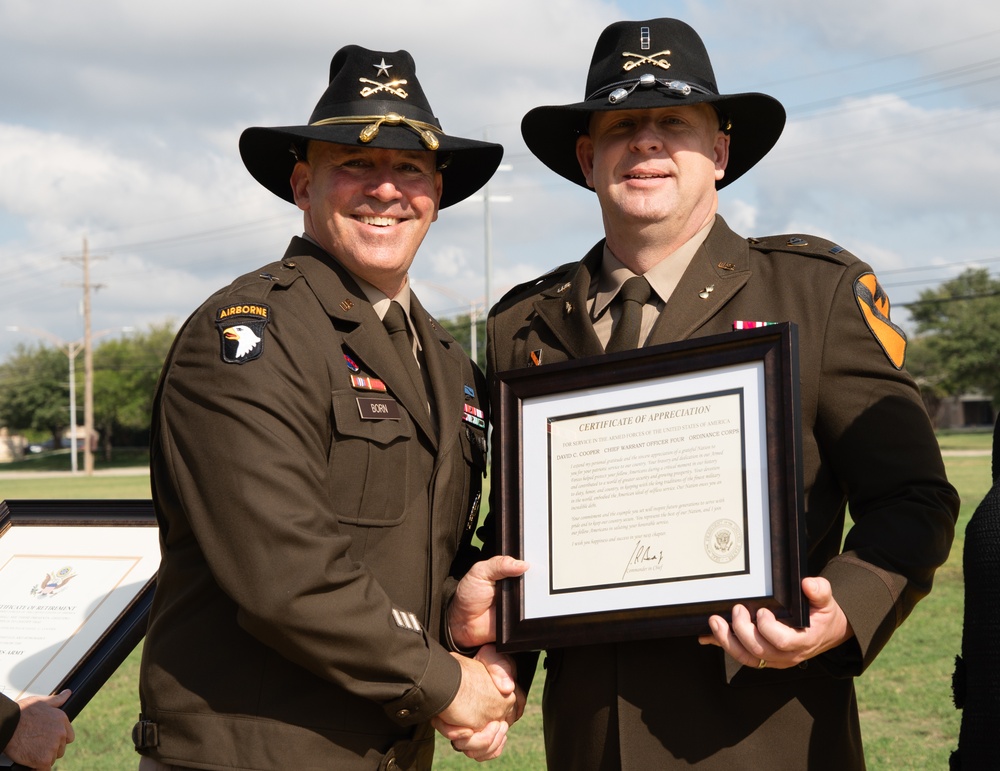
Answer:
485, 217, 959, 770
0, 693, 18, 751
136, 237, 488, 771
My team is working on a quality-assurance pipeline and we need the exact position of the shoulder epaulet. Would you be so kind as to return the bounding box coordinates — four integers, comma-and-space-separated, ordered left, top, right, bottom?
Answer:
226, 259, 303, 298
747, 234, 858, 266
495, 261, 578, 307
206, 260, 304, 365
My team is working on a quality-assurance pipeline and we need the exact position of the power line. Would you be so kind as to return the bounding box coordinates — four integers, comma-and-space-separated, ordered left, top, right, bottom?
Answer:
879, 256, 1000, 276
97, 214, 293, 254
758, 28, 1000, 89
788, 57, 1000, 116
789, 70, 1000, 120
901, 288, 1000, 308
772, 96, 1000, 164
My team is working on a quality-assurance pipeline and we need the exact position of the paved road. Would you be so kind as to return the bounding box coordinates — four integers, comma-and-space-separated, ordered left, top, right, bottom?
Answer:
0, 449, 988, 481
0, 466, 150, 480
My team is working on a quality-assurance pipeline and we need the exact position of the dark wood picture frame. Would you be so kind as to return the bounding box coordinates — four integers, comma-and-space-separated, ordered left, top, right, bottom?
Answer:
495, 323, 806, 653
0, 499, 156, 720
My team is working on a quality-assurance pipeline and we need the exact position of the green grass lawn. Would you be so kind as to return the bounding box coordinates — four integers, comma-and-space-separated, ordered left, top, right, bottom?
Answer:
0, 433, 985, 769
2, 447, 150, 474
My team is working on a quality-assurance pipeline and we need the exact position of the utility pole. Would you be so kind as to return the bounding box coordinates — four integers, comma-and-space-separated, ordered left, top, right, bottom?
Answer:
64, 237, 105, 475
484, 129, 493, 313
411, 280, 483, 363
481, 129, 512, 311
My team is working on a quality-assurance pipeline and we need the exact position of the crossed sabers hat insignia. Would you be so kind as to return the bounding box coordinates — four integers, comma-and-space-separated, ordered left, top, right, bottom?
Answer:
359, 78, 409, 99
622, 50, 672, 71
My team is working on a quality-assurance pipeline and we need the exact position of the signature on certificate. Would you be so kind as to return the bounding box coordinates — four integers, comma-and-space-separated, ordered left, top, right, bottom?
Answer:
622, 539, 664, 580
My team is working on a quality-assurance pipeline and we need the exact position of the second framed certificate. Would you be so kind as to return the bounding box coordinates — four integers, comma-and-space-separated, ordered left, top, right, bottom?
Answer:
495, 323, 806, 652
0, 499, 158, 720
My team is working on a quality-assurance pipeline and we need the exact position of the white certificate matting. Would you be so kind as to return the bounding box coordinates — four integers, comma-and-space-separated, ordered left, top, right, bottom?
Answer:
521, 361, 772, 621
0, 525, 159, 701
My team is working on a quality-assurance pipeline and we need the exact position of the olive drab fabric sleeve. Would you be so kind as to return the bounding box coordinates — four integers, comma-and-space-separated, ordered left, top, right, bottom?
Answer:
0, 693, 20, 751
138, 239, 488, 768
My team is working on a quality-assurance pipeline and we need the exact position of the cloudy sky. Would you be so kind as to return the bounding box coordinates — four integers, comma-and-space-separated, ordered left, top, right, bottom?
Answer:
1, 0, 998, 362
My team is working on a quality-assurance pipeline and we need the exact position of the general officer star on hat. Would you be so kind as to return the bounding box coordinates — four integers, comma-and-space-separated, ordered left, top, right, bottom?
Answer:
240, 44, 503, 208
521, 17, 786, 190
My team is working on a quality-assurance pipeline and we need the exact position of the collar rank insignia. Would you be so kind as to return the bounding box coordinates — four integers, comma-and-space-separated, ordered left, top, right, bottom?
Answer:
462, 404, 486, 429
351, 375, 387, 393
215, 304, 269, 364
854, 273, 906, 370
344, 354, 361, 372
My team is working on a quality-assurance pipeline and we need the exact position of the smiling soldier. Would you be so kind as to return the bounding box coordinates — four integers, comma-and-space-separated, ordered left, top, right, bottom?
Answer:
133, 45, 528, 771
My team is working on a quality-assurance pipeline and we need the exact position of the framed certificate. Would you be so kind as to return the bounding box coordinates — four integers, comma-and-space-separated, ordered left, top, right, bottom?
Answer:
495, 323, 806, 652
0, 499, 158, 719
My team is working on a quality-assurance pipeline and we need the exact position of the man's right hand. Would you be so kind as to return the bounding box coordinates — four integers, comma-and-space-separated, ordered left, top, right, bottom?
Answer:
431, 647, 520, 761
5, 689, 75, 771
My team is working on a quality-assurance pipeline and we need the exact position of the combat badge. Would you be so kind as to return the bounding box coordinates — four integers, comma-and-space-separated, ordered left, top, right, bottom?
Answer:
854, 273, 906, 369
216, 304, 269, 364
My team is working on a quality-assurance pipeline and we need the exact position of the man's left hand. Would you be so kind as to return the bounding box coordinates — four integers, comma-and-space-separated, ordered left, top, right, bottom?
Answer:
697, 576, 854, 669
448, 556, 529, 650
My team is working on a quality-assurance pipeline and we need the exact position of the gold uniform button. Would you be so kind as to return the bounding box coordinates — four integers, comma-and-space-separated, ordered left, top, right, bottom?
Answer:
386, 759, 398, 770
395, 708, 410, 719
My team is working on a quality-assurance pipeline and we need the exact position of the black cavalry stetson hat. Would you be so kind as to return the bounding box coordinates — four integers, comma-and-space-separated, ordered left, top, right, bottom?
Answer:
521, 18, 785, 190
240, 45, 503, 209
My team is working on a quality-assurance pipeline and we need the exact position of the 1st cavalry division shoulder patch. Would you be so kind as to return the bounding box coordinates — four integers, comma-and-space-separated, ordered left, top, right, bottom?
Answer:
854, 274, 906, 370
216, 304, 270, 364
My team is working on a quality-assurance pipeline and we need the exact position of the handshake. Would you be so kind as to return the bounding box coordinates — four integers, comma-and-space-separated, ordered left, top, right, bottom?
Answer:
432, 556, 529, 762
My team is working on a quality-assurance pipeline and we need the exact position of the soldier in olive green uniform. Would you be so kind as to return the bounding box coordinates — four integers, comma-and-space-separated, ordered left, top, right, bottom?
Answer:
483, 18, 959, 770
134, 46, 521, 771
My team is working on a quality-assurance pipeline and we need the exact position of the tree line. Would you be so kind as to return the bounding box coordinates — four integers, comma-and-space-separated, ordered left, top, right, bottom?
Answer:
0, 323, 175, 457
0, 267, 995, 456
906, 268, 1000, 415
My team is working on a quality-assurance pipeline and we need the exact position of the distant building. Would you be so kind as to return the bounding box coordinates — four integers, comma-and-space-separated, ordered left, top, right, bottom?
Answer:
0, 428, 27, 462
929, 393, 995, 430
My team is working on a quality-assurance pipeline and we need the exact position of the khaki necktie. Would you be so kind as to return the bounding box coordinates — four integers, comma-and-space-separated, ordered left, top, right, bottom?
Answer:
383, 301, 428, 405
605, 276, 652, 353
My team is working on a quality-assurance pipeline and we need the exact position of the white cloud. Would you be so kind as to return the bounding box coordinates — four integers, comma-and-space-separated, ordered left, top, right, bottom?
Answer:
2, 0, 998, 359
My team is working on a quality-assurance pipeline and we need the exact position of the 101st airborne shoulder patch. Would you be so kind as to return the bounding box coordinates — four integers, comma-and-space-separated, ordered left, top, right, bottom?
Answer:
215, 303, 270, 364
854, 274, 906, 369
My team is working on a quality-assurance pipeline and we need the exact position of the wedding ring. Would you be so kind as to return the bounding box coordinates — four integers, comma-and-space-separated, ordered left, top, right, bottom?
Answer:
757, 658, 767, 669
